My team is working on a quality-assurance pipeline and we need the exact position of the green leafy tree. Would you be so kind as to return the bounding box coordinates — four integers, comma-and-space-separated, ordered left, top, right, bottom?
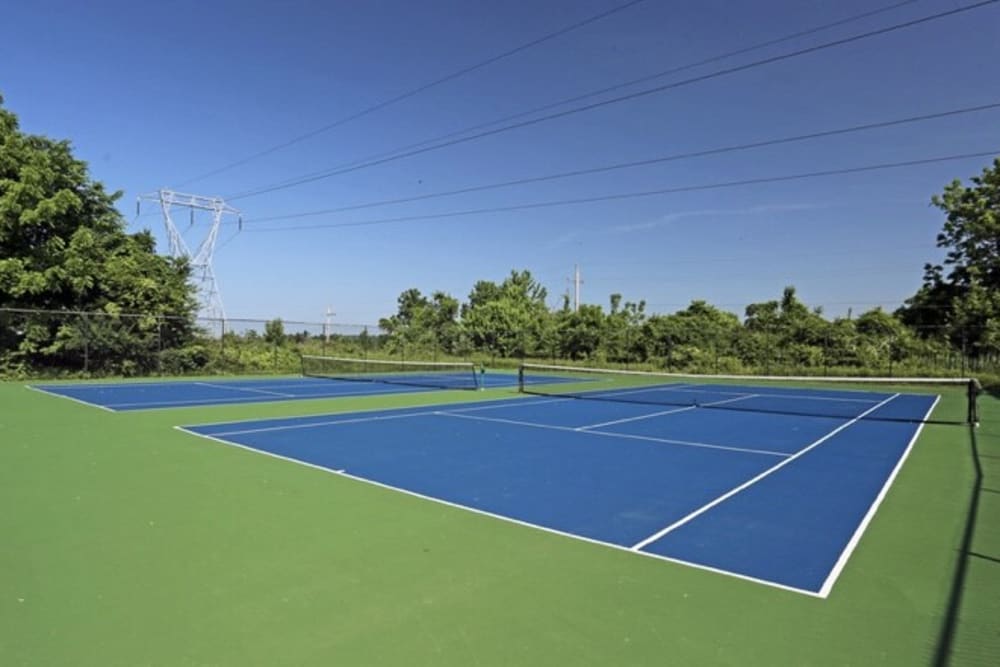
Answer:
463, 270, 550, 357
602, 293, 646, 363
428, 291, 463, 354
740, 288, 828, 370
0, 95, 197, 374
378, 288, 431, 353
900, 158, 1000, 356
558, 304, 605, 360
357, 326, 371, 353
264, 318, 286, 346
379, 288, 465, 355
644, 301, 740, 370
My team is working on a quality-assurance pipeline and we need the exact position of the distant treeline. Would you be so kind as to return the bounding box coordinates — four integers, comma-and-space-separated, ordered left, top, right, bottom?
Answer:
369, 275, 995, 378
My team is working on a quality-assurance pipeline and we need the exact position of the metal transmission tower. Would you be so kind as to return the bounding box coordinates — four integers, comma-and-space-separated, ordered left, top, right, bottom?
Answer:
137, 189, 241, 321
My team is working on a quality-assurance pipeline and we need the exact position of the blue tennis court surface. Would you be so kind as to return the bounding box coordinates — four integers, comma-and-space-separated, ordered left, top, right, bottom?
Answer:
179, 384, 940, 596
30, 372, 547, 411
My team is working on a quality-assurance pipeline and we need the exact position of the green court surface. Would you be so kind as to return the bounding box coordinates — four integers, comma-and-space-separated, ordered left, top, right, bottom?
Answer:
1, 379, 997, 666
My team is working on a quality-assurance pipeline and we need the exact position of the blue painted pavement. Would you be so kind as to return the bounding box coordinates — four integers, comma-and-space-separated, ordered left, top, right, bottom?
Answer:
181, 389, 938, 595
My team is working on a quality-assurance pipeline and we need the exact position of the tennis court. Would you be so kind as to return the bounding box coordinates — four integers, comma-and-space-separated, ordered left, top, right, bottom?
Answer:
30, 376, 472, 411
178, 372, 947, 597
29, 358, 571, 411
8, 362, 990, 665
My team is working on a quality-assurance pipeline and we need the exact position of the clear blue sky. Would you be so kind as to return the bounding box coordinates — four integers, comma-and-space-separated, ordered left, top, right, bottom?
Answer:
3, 0, 998, 327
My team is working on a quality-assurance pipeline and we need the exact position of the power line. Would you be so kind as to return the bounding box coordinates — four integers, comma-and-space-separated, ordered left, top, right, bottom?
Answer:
229, 0, 998, 201
232, 0, 925, 197
173, 0, 650, 188
569, 245, 938, 269
241, 150, 999, 232
641, 300, 921, 310
242, 101, 1000, 223
591, 261, 923, 283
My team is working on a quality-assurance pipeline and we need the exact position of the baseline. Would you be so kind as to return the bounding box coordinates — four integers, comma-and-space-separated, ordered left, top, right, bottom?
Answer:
25, 384, 117, 413
174, 423, 819, 597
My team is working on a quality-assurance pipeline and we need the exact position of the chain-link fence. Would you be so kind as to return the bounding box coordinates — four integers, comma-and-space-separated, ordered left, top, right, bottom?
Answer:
2, 306, 997, 380
574, 323, 999, 378
190, 316, 390, 375
0, 308, 388, 378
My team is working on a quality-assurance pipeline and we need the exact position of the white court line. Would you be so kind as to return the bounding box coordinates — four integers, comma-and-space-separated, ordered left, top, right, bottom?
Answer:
31, 377, 328, 391
109, 394, 296, 409
31, 379, 211, 390
577, 406, 696, 430
628, 393, 901, 557
436, 411, 789, 458
204, 380, 376, 391
575, 393, 758, 431
589, 383, 881, 405
25, 384, 117, 413
662, 386, 881, 404
173, 425, 822, 597
567, 383, 696, 400
209, 410, 438, 437
179, 395, 559, 430
817, 395, 940, 598
193, 382, 296, 397
437, 397, 572, 413
105, 382, 415, 410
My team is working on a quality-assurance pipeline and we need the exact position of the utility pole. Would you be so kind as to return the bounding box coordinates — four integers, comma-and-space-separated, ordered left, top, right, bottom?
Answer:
573, 264, 583, 313
565, 264, 583, 312
324, 305, 335, 343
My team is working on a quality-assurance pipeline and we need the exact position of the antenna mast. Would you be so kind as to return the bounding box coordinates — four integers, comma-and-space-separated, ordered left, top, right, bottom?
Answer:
137, 189, 241, 321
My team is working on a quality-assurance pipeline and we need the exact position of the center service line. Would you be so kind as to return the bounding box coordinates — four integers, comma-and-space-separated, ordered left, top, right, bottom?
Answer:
629, 392, 901, 552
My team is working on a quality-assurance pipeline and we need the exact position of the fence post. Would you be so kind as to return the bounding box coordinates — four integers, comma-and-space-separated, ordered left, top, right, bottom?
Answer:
624, 328, 630, 370
82, 313, 90, 373
961, 330, 967, 377
824, 331, 830, 376
764, 327, 771, 376
888, 335, 894, 377
157, 317, 163, 376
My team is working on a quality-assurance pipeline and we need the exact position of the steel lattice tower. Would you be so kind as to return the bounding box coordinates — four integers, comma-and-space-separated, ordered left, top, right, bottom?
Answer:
137, 189, 241, 321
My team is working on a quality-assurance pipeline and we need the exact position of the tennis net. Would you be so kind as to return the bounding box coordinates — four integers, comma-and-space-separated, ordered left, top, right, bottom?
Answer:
518, 363, 980, 425
302, 355, 482, 391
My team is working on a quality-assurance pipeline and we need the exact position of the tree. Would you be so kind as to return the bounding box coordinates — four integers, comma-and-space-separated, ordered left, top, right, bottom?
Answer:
558, 304, 604, 360
644, 301, 740, 370
357, 326, 371, 353
899, 158, 1000, 356
264, 318, 286, 346
741, 288, 828, 370
0, 95, 198, 374
463, 270, 551, 357
379, 288, 432, 353
378, 288, 465, 355
602, 294, 646, 363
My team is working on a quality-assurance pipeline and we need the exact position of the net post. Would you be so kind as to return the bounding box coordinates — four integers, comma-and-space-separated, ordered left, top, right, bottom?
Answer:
968, 378, 981, 425
517, 364, 525, 393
